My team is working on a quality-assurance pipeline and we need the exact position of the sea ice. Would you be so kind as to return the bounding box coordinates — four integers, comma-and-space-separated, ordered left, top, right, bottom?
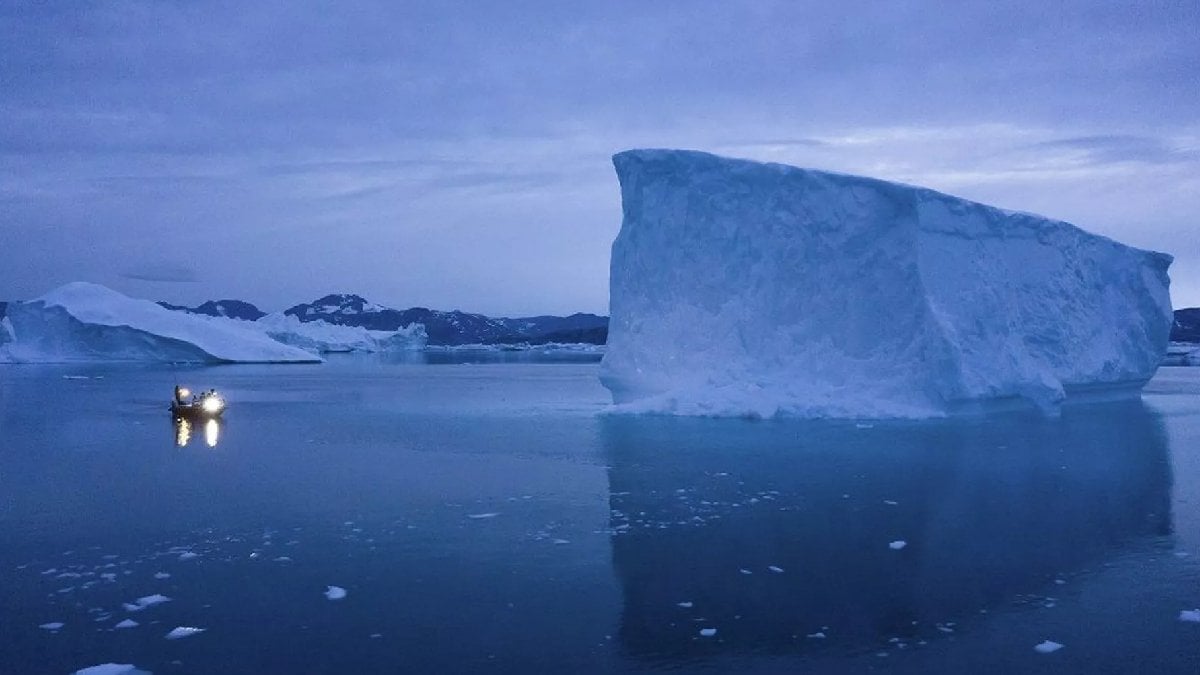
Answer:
164, 626, 206, 640
325, 585, 347, 600
1034, 640, 1064, 653
699, 628, 717, 637
154, 572, 171, 579
114, 619, 138, 629
889, 541, 907, 550
677, 601, 694, 608
1180, 609, 1200, 622
768, 565, 784, 573
178, 552, 199, 561
467, 513, 500, 519
39, 622, 64, 630
601, 150, 1173, 418
123, 594, 171, 612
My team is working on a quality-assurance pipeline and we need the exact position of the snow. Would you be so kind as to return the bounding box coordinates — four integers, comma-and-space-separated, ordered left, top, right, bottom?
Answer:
325, 585, 347, 600
601, 150, 1173, 418
1034, 640, 1064, 653
0, 283, 319, 364
1180, 609, 1200, 622
164, 626, 206, 639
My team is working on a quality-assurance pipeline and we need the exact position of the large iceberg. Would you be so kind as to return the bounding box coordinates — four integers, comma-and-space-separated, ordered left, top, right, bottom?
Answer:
600, 149, 1173, 418
0, 283, 320, 364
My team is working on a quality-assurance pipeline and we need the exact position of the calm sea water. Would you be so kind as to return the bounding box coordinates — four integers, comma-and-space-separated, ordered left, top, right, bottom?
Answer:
2, 355, 1198, 674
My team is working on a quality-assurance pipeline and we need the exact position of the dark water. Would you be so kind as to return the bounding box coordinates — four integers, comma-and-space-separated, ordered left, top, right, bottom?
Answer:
1, 358, 1198, 674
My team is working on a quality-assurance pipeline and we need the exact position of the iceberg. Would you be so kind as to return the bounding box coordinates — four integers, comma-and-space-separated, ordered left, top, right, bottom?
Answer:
253, 312, 426, 354
0, 282, 319, 364
601, 150, 1173, 418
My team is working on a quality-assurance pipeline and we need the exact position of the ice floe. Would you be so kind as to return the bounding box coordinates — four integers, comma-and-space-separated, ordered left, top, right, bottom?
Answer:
73, 665, 145, 675
123, 594, 171, 612
699, 628, 717, 637
1034, 640, 1063, 653
39, 621, 64, 630
1180, 609, 1200, 623
889, 540, 907, 550
164, 626, 206, 640
115, 619, 138, 629
325, 585, 347, 600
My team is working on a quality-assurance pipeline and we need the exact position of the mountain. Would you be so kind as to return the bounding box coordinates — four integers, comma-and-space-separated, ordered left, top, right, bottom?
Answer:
283, 293, 607, 345
156, 299, 266, 321
1174, 307, 1200, 342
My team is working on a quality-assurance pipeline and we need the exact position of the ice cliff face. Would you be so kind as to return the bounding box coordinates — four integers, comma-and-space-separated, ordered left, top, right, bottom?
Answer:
1, 283, 319, 363
601, 149, 1173, 418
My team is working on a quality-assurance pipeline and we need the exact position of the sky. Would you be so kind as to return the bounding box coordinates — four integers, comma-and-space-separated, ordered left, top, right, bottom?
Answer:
1, 1, 1197, 316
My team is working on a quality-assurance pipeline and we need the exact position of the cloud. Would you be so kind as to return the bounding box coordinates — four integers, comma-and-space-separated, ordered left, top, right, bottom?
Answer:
1029, 135, 1200, 166
120, 264, 200, 283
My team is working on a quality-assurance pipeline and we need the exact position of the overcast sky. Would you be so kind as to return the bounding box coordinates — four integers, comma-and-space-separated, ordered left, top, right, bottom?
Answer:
2, 1, 1197, 315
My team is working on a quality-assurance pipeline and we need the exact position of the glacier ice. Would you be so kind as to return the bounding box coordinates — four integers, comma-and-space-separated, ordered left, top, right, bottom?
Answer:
0, 282, 319, 364
601, 149, 1173, 418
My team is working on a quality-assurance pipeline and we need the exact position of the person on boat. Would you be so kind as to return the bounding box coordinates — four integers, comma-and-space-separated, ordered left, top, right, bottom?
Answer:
174, 385, 189, 406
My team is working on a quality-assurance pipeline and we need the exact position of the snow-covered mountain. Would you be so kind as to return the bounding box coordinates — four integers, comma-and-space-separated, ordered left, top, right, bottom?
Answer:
157, 299, 265, 321
282, 293, 607, 345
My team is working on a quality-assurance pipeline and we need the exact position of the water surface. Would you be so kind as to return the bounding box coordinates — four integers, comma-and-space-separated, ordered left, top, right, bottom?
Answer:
2, 358, 1198, 673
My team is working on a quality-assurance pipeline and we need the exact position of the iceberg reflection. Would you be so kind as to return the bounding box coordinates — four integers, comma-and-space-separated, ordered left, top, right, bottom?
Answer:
601, 400, 1171, 661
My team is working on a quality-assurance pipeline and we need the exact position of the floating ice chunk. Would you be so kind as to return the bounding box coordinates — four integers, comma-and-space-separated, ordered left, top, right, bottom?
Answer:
1034, 640, 1063, 654
552, 539, 570, 545
889, 540, 907, 550
123, 594, 171, 612
677, 601, 693, 608
114, 619, 138, 629
768, 565, 784, 573
699, 628, 717, 637
1180, 609, 1200, 623
74, 665, 146, 675
467, 512, 500, 519
273, 556, 293, 562
325, 585, 347, 600
39, 622, 64, 630
177, 552, 199, 561
883, 500, 899, 506
165, 626, 206, 640
154, 572, 171, 579
739, 568, 753, 575
806, 631, 826, 639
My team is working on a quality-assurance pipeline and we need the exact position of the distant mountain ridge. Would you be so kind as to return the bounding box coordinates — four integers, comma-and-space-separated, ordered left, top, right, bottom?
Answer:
282, 294, 607, 345
156, 299, 266, 321
155, 293, 608, 345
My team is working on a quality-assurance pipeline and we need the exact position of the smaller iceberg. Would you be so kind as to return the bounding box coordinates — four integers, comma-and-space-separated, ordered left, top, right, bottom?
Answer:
1, 283, 319, 364
253, 312, 426, 354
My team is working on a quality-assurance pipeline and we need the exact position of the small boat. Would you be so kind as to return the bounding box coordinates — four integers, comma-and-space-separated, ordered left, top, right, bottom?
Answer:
170, 386, 226, 419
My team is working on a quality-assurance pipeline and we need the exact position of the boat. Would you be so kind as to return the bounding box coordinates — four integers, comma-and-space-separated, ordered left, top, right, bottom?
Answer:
170, 386, 226, 418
